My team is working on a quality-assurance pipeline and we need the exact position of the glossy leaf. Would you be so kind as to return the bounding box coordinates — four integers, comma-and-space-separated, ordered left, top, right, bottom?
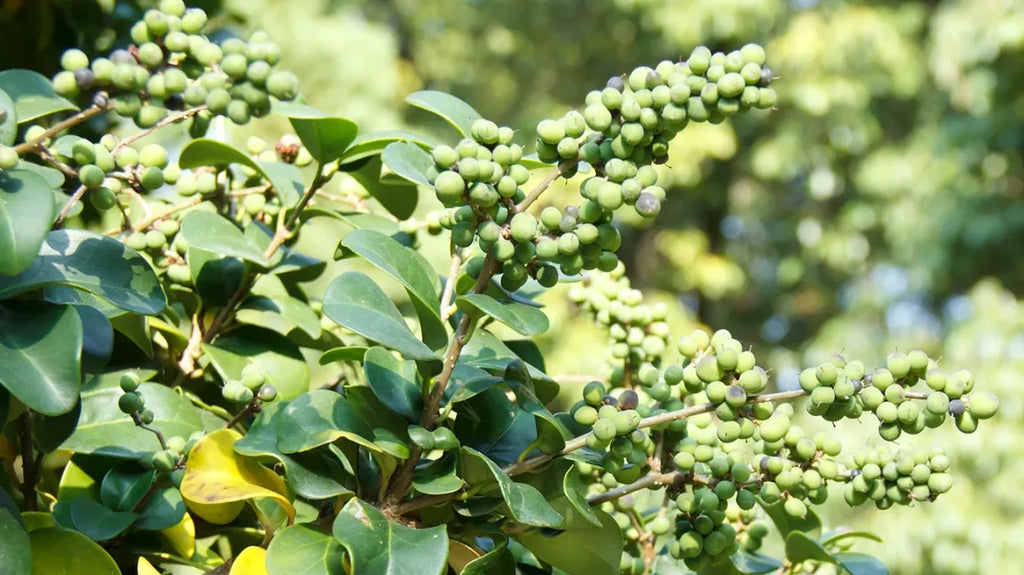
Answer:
181, 211, 273, 267
0, 229, 166, 315
785, 531, 837, 565
0, 509, 31, 574
68, 497, 136, 541
274, 389, 377, 454
460, 447, 563, 528
0, 69, 77, 122
835, 552, 888, 575
517, 510, 620, 575
347, 154, 418, 220
134, 487, 186, 531
405, 90, 482, 137
180, 429, 295, 525
454, 386, 535, 467
157, 512, 196, 559
340, 130, 433, 165
235, 295, 321, 340
731, 551, 785, 574
381, 141, 433, 188
230, 546, 269, 575
332, 498, 448, 575
460, 331, 558, 404
563, 466, 601, 527
202, 326, 310, 401
277, 103, 359, 164
0, 169, 54, 275
260, 161, 305, 208
462, 536, 515, 575
0, 88, 15, 145
61, 379, 202, 459
318, 346, 368, 364
179, 138, 263, 177
363, 346, 423, 421
99, 469, 155, 511
0, 303, 82, 416
266, 523, 346, 575
28, 527, 120, 575
412, 451, 463, 495
137, 558, 161, 575
322, 272, 437, 360
457, 294, 549, 336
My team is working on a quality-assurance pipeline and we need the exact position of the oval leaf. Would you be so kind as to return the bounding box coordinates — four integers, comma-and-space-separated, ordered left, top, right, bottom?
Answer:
456, 294, 549, 336
332, 498, 448, 575
230, 546, 269, 575
68, 497, 136, 541
277, 103, 358, 164
322, 272, 437, 360
340, 131, 434, 165
266, 523, 346, 575
835, 552, 889, 575
181, 429, 295, 525
0, 69, 77, 122
28, 526, 120, 575
0, 303, 82, 416
381, 141, 433, 188
363, 346, 423, 421
0, 509, 31, 574
0, 229, 166, 315
0, 169, 54, 275
181, 211, 273, 267
274, 389, 376, 454
201, 326, 310, 401
785, 531, 837, 566
517, 510, 621, 575
347, 154, 418, 220
0, 88, 16, 145
405, 91, 482, 137
460, 447, 563, 528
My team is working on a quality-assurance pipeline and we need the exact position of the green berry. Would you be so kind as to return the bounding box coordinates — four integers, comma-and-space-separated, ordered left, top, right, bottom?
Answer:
968, 391, 999, 419
79, 164, 105, 188
118, 391, 144, 414
0, 146, 18, 170
266, 70, 299, 100
140, 144, 168, 168
60, 49, 90, 72
151, 450, 178, 473
510, 212, 538, 242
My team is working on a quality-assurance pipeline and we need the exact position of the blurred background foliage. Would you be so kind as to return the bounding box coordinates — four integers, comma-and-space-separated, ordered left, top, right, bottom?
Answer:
5, 0, 1022, 572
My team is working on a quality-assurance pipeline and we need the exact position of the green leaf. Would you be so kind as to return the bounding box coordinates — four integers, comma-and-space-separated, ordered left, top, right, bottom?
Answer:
180, 211, 273, 268
202, 326, 310, 401
340, 131, 434, 165
237, 295, 322, 340
0, 509, 31, 574
322, 272, 437, 360
785, 531, 837, 566
61, 378, 202, 460
405, 91, 482, 137
412, 451, 463, 496
0, 69, 77, 123
277, 103, 358, 164
260, 161, 305, 208
318, 346, 368, 364
0, 303, 82, 416
820, 529, 883, 546
134, 487, 185, 531
332, 498, 449, 575
759, 498, 822, 539
834, 552, 888, 575
275, 390, 377, 454
456, 294, 549, 336
68, 497, 136, 541
179, 138, 262, 174
363, 346, 423, 421
0, 229, 166, 315
74, 304, 112, 374
454, 387, 536, 467
347, 154, 418, 220
517, 510, 621, 575
29, 526, 120, 574
460, 447, 563, 528
381, 141, 433, 188
235, 401, 353, 500
341, 228, 444, 348
0, 88, 16, 145
266, 523, 346, 575
99, 469, 154, 511
461, 536, 515, 575
563, 467, 601, 527
460, 331, 558, 404
731, 551, 784, 574
33, 399, 82, 452
0, 169, 53, 275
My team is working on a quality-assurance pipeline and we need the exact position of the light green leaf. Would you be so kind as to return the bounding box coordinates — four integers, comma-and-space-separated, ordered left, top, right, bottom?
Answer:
0, 88, 15, 145
405, 91, 482, 137
785, 531, 837, 566
318, 346, 368, 364
28, 526, 120, 574
259, 161, 305, 208
0, 509, 31, 573
201, 326, 310, 401
412, 451, 463, 495
460, 447, 563, 528
275, 390, 377, 454
820, 529, 883, 546
277, 103, 358, 164
332, 498, 448, 575
363, 346, 423, 421
517, 510, 621, 575
0, 69, 77, 123
322, 272, 437, 360
0, 229, 166, 315
381, 141, 433, 188
340, 131, 434, 165
456, 294, 549, 336
266, 524, 346, 575
237, 295, 321, 340
0, 169, 51, 276
0, 303, 82, 416
834, 552, 888, 575
180, 211, 274, 268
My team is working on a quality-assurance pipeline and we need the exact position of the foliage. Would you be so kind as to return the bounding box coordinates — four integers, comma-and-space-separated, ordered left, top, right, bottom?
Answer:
0, 1, 1005, 574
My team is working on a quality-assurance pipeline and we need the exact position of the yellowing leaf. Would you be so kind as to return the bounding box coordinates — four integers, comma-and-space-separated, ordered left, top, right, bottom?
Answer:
158, 512, 196, 559
137, 557, 161, 575
180, 429, 295, 525
447, 540, 482, 572
229, 546, 269, 575
184, 498, 245, 526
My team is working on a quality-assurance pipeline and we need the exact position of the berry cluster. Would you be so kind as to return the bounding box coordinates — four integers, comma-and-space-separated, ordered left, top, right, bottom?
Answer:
50, 0, 298, 128
572, 385, 650, 484
117, 372, 199, 473
845, 445, 953, 509
221, 364, 278, 404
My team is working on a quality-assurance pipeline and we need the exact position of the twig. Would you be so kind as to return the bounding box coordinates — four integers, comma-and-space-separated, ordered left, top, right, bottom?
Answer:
105, 194, 203, 235
54, 185, 87, 226
587, 471, 682, 506
515, 163, 571, 213
112, 105, 208, 153
223, 401, 258, 431
13, 103, 110, 155
438, 249, 462, 320
131, 412, 168, 450
262, 171, 327, 259
18, 413, 37, 511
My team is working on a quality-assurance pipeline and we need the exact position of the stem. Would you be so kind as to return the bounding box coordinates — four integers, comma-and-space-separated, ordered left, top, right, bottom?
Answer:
515, 164, 570, 213
112, 106, 208, 153
438, 248, 462, 321
132, 412, 169, 450
12, 103, 110, 155
587, 471, 682, 506
104, 194, 204, 235
18, 413, 37, 511
262, 171, 327, 259
54, 185, 87, 226
223, 401, 258, 430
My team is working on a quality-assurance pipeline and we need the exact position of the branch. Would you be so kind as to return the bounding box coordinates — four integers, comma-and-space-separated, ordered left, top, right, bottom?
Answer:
112, 105, 208, 153
438, 248, 462, 320
515, 163, 571, 213
12, 102, 110, 155
18, 412, 37, 511
587, 471, 682, 506
54, 185, 87, 226
262, 170, 327, 259
105, 194, 203, 235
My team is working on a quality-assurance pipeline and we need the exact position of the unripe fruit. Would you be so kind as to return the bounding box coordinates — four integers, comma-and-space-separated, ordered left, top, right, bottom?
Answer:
266, 70, 299, 100
0, 146, 18, 170
509, 212, 538, 242
140, 144, 168, 168
79, 164, 105, 188
592, 418, 617, 442
152, 450, 178, 473
119, 392, 144, 414
968, 391, 999, 419
536, 119, 565, 145
471, 119, 500, 145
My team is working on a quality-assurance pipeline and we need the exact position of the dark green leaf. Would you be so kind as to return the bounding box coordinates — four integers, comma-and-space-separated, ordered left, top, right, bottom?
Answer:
405, 91, 482, 137
260, 161, 305, 208
0, 509, 31, 573
267, 523, 346, 575
759, 498, 822, 539
834, 552, 888, 575
562, 467, 601, 527
74, 305, 112, 374
412, 451, 463, 496
517, 510, 621, 575
332, 498, 449, 575
381, 141, 433, 188
820, 530, 883, 546
0, 229, 166, 315
457, 294, 549, 336
202, 326, 310, 401
276, 103, 358, 164
237, 295, 322, 339
348, 154, 418, 220
340, 131, 434, 165
0, 88, 15, 145
0, 303, 81, 416
785, 531, 837, 565
455, 387, 536, 467
180, 211, 273, 268
188, 248, 246, 306
731, 550, 784, 574
363, 346, 423, 421
61, 377, 202, 459
460, 447, 563, 528
33, 399, 82, 451
0, 69, 77, 122
322, 272, 437, 360
461, 331, 558, 404
0, 169, 53, 275
99, 469, 154, 511
275, 389, 377, 454
68, 497, 136, 541
318, 346, 368, 364
462, 535, 515, 575
134, 487, 185, 531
